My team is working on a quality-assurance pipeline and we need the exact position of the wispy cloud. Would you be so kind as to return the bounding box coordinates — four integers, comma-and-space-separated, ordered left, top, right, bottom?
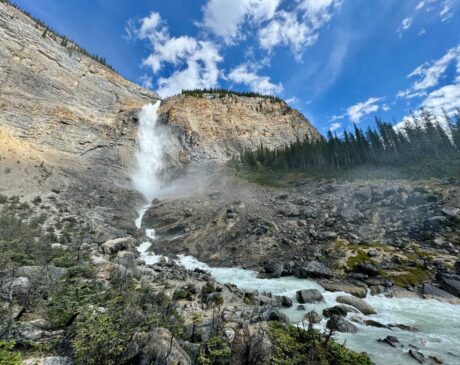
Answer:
346, 97, 383, 123
226, 62, 283, 94
329, 122, 342, 131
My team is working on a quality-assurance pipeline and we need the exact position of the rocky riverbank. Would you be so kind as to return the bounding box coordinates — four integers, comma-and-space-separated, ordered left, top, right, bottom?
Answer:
141, 169, 460, 304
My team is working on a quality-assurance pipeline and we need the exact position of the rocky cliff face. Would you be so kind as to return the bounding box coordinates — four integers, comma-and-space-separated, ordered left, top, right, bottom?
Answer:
158, 93, 321, 166
0, 1, 322, 238
0, 1, 159, 237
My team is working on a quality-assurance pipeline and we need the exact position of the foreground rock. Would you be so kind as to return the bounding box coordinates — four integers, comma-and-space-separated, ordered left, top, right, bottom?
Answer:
326, 315, 358, 333
130, 328, 191, 365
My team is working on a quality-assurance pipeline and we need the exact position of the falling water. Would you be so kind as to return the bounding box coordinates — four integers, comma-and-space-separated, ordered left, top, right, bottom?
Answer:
132, 101, 163, 202
132, 101, 164, 263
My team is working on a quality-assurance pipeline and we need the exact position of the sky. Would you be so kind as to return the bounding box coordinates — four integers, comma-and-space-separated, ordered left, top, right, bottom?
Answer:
13, 0, 460, 134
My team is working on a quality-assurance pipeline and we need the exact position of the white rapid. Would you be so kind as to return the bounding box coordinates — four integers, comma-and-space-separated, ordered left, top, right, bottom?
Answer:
131, 102, 460, 365
177, 255, 460, 365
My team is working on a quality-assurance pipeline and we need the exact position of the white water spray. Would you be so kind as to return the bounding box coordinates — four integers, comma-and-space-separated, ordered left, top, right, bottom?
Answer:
132, 101, 163, 202
132, 101, 165, 263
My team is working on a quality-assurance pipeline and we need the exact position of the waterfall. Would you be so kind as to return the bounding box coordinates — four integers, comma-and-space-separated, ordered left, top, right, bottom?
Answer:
132, 101, 164, 263
132, 101, 163, 203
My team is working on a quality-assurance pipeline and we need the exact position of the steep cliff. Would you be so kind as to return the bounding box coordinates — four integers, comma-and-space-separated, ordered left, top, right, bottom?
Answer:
0, 1, 159, 236
159, 93, 321, 165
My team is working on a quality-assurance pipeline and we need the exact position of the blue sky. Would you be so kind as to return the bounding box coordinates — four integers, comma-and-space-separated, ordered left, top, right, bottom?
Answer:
14, 0, 460, 134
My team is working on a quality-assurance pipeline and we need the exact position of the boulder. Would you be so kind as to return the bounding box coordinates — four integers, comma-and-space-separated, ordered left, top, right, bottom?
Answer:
305, 310, 322, 324
101, 237, 137, 255
295, 261, 333, 279
277, 204, 300, 217
23, 357, 73, 365
378, 335, 400, 348
248, 325, 272, 365
130, 328, 191, 365
419, 283, 457, 301
0, 277, 30, 303
355, 262, 379, 276
264, 259, 284, 278
268, 310, 289, 323
322, 305, 350, 318
16, 266, 67, 281
318, 279, 367, 298
336, 295, 376, 315
326, 315, 358, 333
408, 349, 425, 364
437, 273, 460, 297
43, 357, 73, 365
338, 207, 364, 223
296, 289, 324, 304
281, 296, 293, 307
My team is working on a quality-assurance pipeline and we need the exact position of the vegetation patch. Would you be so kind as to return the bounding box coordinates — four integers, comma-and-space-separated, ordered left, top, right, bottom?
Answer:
237, 109, 460, 182
382, 266, 432, 287
268, 322, 372, 365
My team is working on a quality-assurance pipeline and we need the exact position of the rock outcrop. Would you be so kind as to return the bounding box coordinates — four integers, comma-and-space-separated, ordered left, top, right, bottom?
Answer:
158, 93, 321, 166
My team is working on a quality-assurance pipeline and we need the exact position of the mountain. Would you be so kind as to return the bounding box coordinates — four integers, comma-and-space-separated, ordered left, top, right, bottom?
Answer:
0, 0, 321, 238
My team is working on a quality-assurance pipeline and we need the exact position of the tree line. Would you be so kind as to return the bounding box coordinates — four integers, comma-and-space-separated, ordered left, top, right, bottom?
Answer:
182, 88, 285, 103
239, 108, 460, 171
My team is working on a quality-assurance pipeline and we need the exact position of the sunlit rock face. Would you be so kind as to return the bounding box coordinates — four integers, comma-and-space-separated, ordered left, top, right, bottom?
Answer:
158, 93, 322, 166
0, 2, 159, 237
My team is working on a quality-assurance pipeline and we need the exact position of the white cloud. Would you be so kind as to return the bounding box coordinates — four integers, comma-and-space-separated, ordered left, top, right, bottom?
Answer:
440, 1, 454, 21
347, 97, 382, 123
408, 45, 460, 91
382, 104, 390, 112
329, 122, 341, 131
398, 17, 413, 36
201, 0, 280, 43
258, 0, 341, 58
421, 83, 460, 114
139, 74, 153, 89
127, 12, 223, 98
227, 63, 283, 94
258, 10, 314, 58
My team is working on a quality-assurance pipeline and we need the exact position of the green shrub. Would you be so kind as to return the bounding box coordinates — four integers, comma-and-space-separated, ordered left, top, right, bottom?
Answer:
197, 336, 231, 365
74, 313, 124, 365
268, 322, 372, 365
0, 340, 22, 365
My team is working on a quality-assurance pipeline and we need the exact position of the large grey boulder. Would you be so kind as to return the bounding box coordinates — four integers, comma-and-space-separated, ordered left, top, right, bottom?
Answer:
295, 261, 333, 279
16, 266, 67, 281
0, 277, 31, 304
437, 273, 460, 297
296, 289, 324, 304
248, 325, 272, 365
130, 328, 191, 365
336, 295, 376, 315
326, 315, 358, 333
264, 259, 284, 278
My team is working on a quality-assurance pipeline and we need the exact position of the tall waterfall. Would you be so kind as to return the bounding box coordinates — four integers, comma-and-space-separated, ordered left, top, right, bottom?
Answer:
132, 101, 163, 202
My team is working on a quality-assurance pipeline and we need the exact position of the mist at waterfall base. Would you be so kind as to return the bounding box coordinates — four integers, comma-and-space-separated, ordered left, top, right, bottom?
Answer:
131, 103, 460, 365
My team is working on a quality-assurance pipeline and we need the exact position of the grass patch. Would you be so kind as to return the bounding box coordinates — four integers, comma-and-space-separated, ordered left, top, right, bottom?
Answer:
382, 266, 432, 287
